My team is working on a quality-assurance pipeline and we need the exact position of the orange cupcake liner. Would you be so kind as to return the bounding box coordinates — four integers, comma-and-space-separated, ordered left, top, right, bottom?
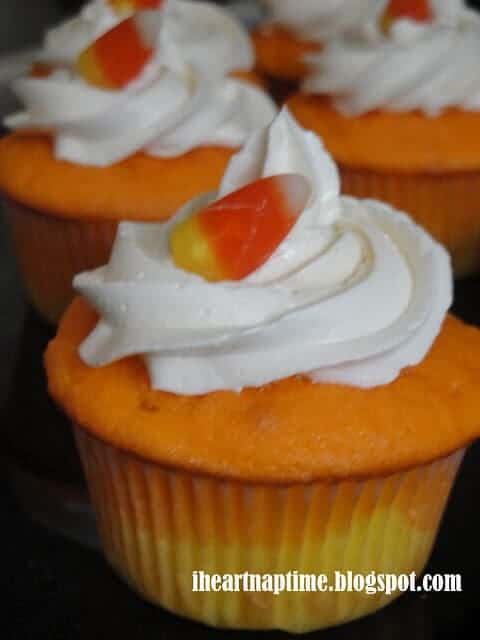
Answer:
4, 198, 117, 324
340, 166, 480, 278
75, 424, 464, 633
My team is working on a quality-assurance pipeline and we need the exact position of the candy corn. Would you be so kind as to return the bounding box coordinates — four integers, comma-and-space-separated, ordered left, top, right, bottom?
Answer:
107, 0, 164, 15
77, 15, 157, 89
170, 175, 311, 282
381, 0, 433, 33
29, 63, 56, 78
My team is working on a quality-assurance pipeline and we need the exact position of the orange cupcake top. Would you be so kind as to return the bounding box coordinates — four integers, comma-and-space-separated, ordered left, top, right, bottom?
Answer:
0, 134, 236, 221
46, 297, 480, 484
252, 25, 320, 81
288, 94, 480, 173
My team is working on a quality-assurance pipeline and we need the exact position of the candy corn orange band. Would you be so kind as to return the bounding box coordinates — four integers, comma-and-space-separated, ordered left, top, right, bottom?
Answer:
387, 0, 433, 21
77, 17, 154, 89
29, 63, 55, 78
200, 176, 304, 280
381, 0, 433, 33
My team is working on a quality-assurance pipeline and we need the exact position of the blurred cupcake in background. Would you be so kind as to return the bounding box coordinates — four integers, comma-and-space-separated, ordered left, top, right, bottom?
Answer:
0, 0, 276, 324
253, 0, 383, 102
288, 0, 480, 277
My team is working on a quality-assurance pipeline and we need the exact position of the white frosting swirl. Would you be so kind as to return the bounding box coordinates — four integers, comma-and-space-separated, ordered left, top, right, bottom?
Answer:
261, 0, 383, 41
304, 0, 480, 116
5, 1, 276, 167
74, 109, 452, 395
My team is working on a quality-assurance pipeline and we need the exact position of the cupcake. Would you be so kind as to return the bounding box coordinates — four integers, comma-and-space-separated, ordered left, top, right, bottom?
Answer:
253, 0, 382, 101
0, 0, 276, 324
45, 110, 480, 632
288, 0, 480, 277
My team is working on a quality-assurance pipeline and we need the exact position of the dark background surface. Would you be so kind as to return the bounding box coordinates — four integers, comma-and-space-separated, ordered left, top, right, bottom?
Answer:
1, 2, 480, 639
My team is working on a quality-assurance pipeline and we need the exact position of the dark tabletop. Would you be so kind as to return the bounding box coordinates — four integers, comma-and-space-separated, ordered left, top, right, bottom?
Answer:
1, 2, 480, 639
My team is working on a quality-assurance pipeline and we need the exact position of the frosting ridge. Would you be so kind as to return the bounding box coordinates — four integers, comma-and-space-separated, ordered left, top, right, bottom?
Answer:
74, 109, 452, 394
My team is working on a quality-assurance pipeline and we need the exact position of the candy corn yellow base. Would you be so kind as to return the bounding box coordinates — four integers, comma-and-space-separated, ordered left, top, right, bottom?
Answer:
4, 199, 117, 324
75, 426, 463, 633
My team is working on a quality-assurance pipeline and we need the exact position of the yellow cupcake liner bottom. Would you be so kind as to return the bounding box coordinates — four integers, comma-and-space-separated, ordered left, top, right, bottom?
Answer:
3, 198, 117, 324
340, 166, 480, 278
75, 426, 464, 633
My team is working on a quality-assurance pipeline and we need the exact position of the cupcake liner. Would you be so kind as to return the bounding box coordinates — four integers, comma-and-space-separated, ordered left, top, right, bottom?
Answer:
75, 424, 464, 633
340, 166, 480, 278
3, 198, 117, 324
